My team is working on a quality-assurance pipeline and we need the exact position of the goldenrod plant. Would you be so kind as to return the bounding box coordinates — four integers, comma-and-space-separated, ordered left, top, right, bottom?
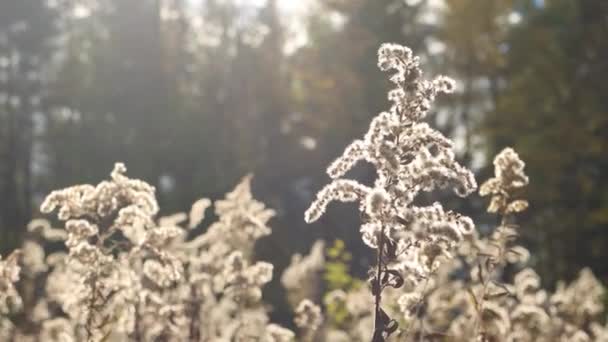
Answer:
0, 45, 606, 342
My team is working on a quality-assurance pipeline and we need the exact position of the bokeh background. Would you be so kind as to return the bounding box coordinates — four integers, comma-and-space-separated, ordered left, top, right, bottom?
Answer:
1, 0, 607, 321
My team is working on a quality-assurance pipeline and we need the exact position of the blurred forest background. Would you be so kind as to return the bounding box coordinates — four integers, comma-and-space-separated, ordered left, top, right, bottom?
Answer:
0, 0, 607, 320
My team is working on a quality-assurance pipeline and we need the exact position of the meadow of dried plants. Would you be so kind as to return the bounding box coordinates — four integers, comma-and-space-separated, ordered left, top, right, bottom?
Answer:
0, 44, 606, 342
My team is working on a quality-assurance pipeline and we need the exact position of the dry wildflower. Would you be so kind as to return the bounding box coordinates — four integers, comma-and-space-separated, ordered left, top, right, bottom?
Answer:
132, 175, 294, 342
281, 240, 325, 308
397, 292, 421, 321
550, 268, 605, 323
222, 250, 273, 302
39, 163, 182, 341
39, 318, 75, 342
315, 146, 608, 342
470, 148, 531, 340
21, 240, 48, 276
480, 147, 529, 214
189, 198, 212, 229
27, 219, 67, 241
295, 299, 323, 335
1, 42, 605, 342
0, 250, 21, 312
142, 255, 182, 287
210, 175, 274, 254
305, 43, 476, 341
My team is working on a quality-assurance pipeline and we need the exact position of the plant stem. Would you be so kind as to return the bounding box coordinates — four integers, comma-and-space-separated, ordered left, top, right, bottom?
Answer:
373, 224, 386, 338
189, 284, 200, 341
133, 303, 142, 342
472, 213, 509, 339
85, 273, 97, 342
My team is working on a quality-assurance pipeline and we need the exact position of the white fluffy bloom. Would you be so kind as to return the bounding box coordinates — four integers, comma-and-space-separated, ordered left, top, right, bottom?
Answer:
364, 188, 390, 219
480, 147, 529, 214
305, 43, 477, 247
189, 198, 211, 228
27, 219, 67, 241
222, 251, 274, 302
281, 241, 325, 307
305, 180, 371, 223
294, 299, 323, 332
397, 292, 421, 316
304, 44, 477, 339
0, 251, 21, 306
21, 241, 48, 276
41, 163, 158, 221
64, 219, 98, 248
38, 163, 185, 339
39, 318, 75, 342
143, 257, 183, 288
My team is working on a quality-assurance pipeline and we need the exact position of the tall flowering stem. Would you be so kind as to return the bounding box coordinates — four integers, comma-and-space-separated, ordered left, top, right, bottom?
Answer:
39, 163, 183, 341
305, 44, 477, 341
472, 147, 530, 339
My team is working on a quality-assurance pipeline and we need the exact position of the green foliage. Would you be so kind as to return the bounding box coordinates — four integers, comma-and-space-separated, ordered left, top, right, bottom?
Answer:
323, 240, 363, 328
324, 239, 361, 292
324, 294, 350, 329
